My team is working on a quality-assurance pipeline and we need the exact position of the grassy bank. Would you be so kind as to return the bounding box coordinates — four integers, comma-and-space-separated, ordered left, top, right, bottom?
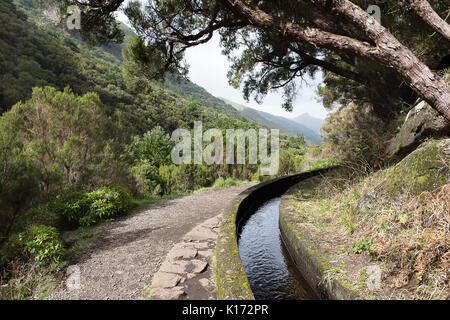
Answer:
282, 139, 449, 299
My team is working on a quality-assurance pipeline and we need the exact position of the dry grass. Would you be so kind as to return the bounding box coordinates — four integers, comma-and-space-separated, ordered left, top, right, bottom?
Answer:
288, 139, 450, 299
369, 185, 449, 299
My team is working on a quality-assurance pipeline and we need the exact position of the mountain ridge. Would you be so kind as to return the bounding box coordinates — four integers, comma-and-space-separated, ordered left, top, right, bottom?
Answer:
291, 113, 325, 135
220, 98, 323, 145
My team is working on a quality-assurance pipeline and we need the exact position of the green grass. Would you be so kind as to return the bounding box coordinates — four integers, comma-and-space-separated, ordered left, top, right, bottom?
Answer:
0, 261, 62, 300
305, 158, 340, 171
131, 192, 191, 208
132, 178, 255, 208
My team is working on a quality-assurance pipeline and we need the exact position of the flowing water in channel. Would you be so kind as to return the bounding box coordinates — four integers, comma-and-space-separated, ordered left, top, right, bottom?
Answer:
238, 197, 318, 300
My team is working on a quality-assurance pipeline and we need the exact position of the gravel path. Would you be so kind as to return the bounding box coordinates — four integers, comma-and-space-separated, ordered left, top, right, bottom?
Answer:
48, 185, 250, 300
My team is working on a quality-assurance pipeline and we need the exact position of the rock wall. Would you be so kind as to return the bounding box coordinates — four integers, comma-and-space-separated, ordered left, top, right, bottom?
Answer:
387, 100, 450, 158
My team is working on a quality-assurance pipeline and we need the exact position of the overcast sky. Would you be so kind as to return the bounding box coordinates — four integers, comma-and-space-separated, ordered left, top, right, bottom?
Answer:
116, 5, 329, 120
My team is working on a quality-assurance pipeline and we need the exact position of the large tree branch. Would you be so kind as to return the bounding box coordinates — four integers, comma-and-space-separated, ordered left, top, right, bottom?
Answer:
407, 0, 450, 41
220, 0, 450, 121
220, 0, 383, 62
73, 0, 125, 14
288, 45, 365, 84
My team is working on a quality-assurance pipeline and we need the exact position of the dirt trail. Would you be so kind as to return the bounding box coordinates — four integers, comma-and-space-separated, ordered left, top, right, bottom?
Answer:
48, 185, 250, 300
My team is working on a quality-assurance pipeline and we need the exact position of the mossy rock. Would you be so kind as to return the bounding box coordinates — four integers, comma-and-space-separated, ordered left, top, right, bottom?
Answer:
384, 139, 449, 197
386, 100, 450, 158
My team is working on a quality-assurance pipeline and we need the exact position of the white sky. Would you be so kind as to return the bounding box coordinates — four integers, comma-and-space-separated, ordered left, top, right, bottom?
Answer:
116, 5, 329, 120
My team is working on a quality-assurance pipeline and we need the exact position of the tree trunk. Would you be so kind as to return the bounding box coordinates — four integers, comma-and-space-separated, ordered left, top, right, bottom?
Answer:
407, 0, 450, 41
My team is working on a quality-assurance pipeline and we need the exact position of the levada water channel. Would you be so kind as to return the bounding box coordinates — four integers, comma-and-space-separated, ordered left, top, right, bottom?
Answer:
237, 196, 318, 300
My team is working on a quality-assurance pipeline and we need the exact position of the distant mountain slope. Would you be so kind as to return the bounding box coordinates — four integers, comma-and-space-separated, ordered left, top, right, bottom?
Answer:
159, 74, 248, 122
8, 0, 322, 144
1, 0, 256, 137
292, 113, 325, 135
220, 98, 322, 145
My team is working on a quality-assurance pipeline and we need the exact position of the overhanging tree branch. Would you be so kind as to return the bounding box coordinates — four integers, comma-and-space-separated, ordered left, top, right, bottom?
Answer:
66, 0, 450, 121
407, 0, 450, 41
219, 0, 450, 121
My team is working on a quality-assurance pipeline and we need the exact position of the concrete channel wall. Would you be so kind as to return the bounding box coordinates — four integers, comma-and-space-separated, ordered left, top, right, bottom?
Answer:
214, 167, 335, 300
279, 183, 358, 300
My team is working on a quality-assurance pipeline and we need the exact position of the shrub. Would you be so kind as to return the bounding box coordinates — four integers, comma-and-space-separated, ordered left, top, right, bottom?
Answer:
15, 87, 121, 196
129, 160, 161, 196
305, 158, 340, 171
60, 192, 91, 227
24, 192, 91, 230
158, 164, 183, 194
127, 126, 174, 168
24, 185, 133, 230
86, 185, 133, 219
212, 177, 226, 188
279, 151, 296, 175
212, 177, 240, 188
321, 103, 387, 170
192, 165, 214, 189
0, 108, 40, 243
78, 213, 98, 227
4, 226, 65, 264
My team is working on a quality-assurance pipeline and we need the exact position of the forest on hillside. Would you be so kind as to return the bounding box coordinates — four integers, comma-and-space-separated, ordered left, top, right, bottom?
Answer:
0, 0, 449, 300
0, 1, 312, 298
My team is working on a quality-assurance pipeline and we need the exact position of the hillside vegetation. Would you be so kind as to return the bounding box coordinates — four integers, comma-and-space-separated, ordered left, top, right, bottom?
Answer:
0, 0, 308, 299
220, 98, 323, 144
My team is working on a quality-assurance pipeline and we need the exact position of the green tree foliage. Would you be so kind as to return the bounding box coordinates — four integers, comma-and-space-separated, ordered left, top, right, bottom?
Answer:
0, 2, 307, 284
279, 151, 296, 176
289, 134, 307, 152
0, 109, 40, 243
0, 0, 75, 111
70, 0, 450, 121
127, 126, 175, 195
13, 87, 121, 195
127, 126, 174, 168
320, 103, 387, 170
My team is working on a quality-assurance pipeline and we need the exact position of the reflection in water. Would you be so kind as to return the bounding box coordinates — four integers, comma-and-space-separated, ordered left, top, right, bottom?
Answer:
238, 197, 318, 300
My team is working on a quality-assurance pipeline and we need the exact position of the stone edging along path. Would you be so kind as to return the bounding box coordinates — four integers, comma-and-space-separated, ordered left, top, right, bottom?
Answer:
148, 214, 222, 300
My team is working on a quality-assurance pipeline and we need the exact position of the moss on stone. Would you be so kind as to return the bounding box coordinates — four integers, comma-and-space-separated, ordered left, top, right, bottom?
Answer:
214, 195, 254, 300
214, 167, 337, 300
383, 140, 449, 197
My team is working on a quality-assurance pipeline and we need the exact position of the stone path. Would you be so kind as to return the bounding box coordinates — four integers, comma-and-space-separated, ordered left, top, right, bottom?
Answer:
148, 215, 221, 300
48, 185, 250, 300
